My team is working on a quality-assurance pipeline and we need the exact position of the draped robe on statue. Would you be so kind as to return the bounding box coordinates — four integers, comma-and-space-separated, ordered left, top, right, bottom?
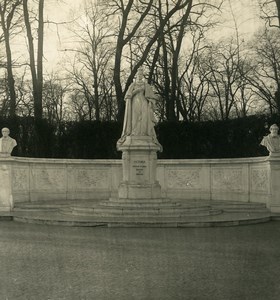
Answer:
118, 80, 161, 149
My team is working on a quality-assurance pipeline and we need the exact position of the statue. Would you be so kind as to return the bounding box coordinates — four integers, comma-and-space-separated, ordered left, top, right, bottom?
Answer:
0, 127, 17, 156
261, 124, 280, 154
117, 68, 161, 150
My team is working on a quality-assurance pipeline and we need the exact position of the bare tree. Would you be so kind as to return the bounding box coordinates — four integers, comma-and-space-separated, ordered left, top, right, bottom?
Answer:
42, 74, 69, 127
23, 0, 44, 120
148, 25, 211, 122
65, 0, 224, 121
15, 73, 34, 117
200, 35, 251, 120
0, 0, 22, 116
143, 1, 222, 121
180, 32, 212, 122
68, 91, 90, 122
69, 65, 95, 121
0, 75, 9, 116
246, 27, 280, 115
101, 0, 195, 121
66, 0, 116, 121
259, 0, 280, 28
231, 67, 256, 118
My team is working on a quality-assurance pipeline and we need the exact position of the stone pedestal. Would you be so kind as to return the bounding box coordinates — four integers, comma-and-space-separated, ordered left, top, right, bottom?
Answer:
0, 160, 13, 212
267, 154, 280, 213
117, 136, 162, 200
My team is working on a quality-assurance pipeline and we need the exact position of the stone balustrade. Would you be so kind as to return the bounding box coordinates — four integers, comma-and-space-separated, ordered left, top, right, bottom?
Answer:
0, 156, 279, 213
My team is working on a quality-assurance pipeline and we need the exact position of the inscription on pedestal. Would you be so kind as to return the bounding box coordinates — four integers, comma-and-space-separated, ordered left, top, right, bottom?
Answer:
133, 160, 147, 176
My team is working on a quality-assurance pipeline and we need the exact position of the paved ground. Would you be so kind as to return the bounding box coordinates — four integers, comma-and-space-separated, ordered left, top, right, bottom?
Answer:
0, 221, 280, 300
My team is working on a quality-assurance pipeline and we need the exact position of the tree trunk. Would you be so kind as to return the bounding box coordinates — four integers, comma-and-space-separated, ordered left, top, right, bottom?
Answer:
23, 0, 44, 120
170, 1, 192, 121
94, 74, 100, 121
113, 0, 190, 121
113, 0, 133, 122
275, 0, 280, 26
275, 88, 280, 114
4, 35, 16, 117
0, 1, 19, 117
161, 35, 171, 121
36, 0, 44, 120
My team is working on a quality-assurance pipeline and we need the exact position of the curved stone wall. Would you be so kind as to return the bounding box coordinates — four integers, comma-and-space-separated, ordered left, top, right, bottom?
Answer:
0, 155, 279, 213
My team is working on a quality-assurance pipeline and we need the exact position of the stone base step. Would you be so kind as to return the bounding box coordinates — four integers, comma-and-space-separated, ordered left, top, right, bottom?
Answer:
100, 201, 181, 208
61, 197, 222, 217
14, 199, 266, 208
9, 199, 274, 228
61, 207, 222, 217
13, 207, 59, 212
11, 211, 272, 227
14, 200, 78, 210
221, 208, 269, 213
211, 202, 267, 213
109, 197, 172, 204
213, 202, 266, 208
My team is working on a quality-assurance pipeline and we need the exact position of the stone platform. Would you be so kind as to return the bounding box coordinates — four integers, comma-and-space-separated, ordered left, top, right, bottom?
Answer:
7, 199, 279, 227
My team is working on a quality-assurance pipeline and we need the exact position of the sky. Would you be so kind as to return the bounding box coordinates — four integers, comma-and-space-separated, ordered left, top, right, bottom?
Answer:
208, 0, 261, 42
10, 0, 264, 73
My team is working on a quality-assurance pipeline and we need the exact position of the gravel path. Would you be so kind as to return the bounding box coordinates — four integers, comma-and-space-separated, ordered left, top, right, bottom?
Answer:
0, 221, 280, 300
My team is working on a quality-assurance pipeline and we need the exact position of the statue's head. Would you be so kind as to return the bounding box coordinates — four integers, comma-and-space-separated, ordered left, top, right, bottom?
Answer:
136, 67, 144, 82
1, 127, 10, 138
269, 124, 279, 137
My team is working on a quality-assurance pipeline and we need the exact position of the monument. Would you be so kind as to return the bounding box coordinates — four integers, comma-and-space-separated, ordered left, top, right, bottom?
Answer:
260, 123, 280, 212
116, 67, 163, 201
0, 128, 17, 212
0, 127, 17, 157
261, 124, 280, 156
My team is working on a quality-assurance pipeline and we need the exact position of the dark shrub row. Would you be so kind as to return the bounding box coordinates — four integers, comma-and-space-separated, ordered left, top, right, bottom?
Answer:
0, 115, 278, 159
156, 116, 275, 159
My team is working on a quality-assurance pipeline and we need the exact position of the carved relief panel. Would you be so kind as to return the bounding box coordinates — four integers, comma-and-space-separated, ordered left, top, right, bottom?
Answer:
251, 167, 269, 193
212, 168, 244, 192
75, 168, 109, 189
166, 168, 201, 189
12, 168, 29, 191
31, 167, 66, 190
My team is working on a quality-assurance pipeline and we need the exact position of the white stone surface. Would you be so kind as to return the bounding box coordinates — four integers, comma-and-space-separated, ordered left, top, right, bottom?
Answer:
117, 136, 162, 200
0, 164, 13, 211
0, 127, 17, 156
0, 155, 278, 213
267, 158, 280, 213
117, 68, 162, 150
261, 124, 280, 154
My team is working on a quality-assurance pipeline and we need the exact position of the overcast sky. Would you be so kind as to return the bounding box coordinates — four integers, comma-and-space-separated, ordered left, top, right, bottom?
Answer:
214, 0, 261, 38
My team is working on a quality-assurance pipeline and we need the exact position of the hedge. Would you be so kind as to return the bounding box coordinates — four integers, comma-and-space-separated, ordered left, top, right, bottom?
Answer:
0, 114, 278, 159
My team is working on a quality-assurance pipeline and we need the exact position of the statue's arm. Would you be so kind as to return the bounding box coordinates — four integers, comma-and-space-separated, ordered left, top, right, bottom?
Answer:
124, 84, 135, 101
132, 87, 145, 96
144, 83, 157, 101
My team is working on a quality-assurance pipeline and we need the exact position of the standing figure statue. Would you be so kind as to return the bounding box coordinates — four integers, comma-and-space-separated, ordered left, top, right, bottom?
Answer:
117, 68, 161, 149
0, 127, 17, 156
261, 124, 280, 154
